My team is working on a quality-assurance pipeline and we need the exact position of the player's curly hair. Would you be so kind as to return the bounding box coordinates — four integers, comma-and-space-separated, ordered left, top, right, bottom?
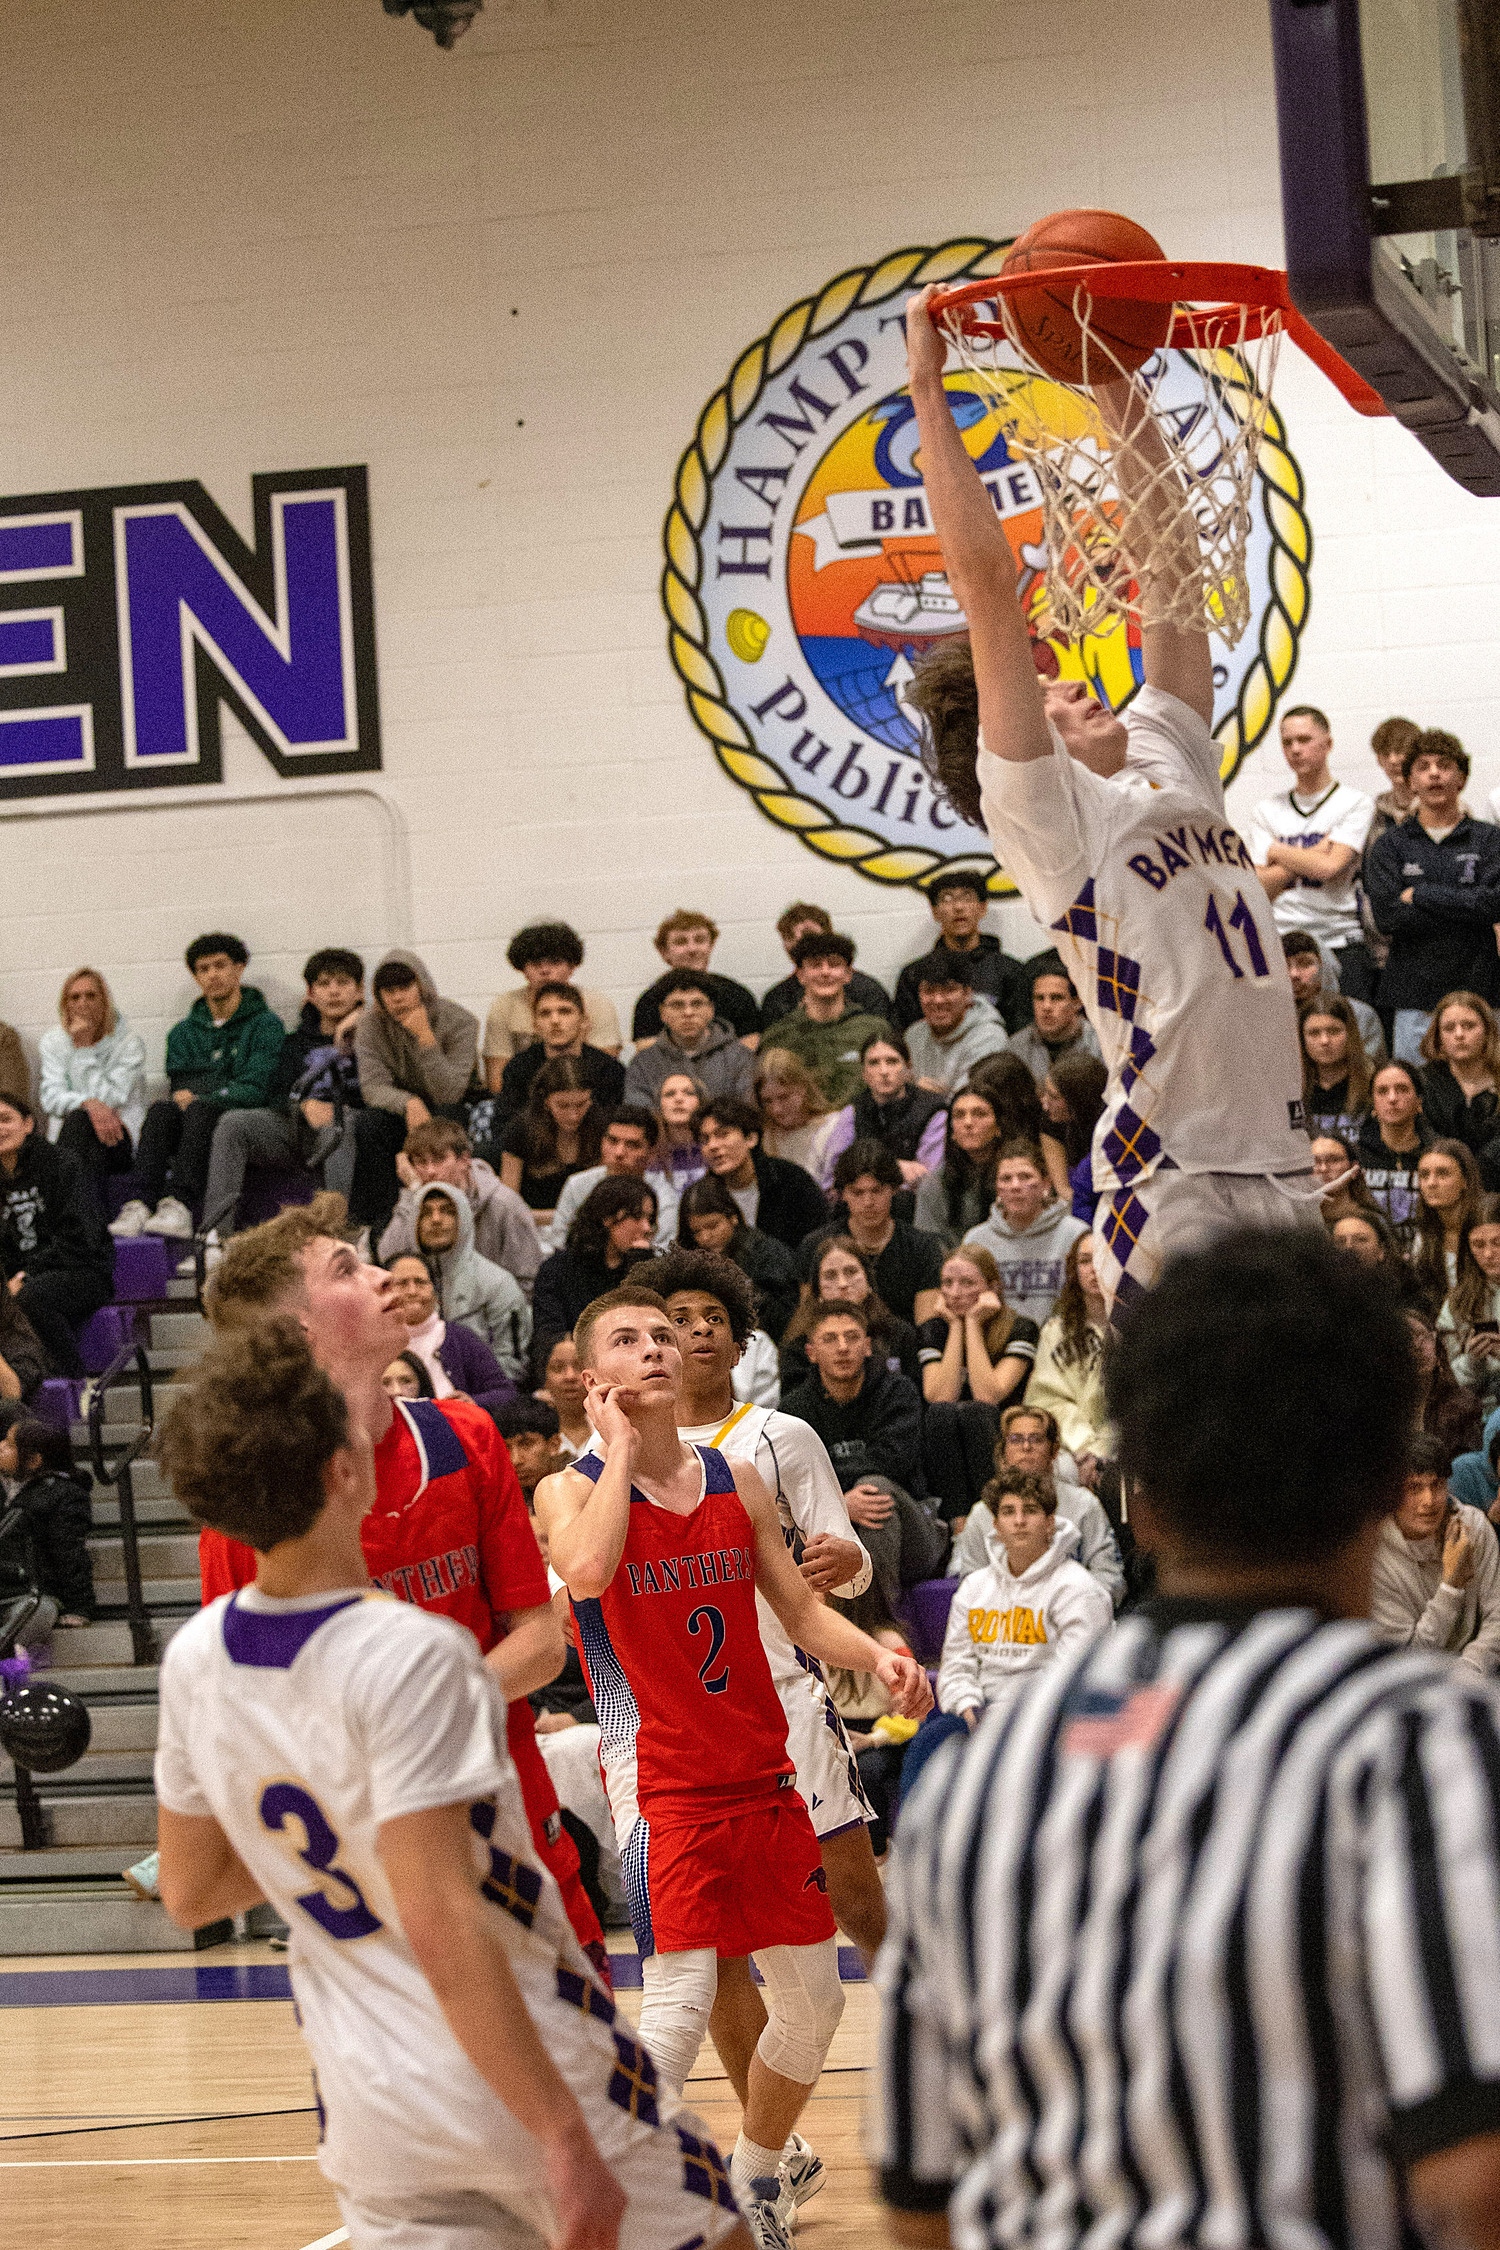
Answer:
905, 636, 983, 826
624, 1247, 759, 1344
205, 1193, 353, 1328
156, 1316, 350, 1551
1107, 1226, 1420, 1561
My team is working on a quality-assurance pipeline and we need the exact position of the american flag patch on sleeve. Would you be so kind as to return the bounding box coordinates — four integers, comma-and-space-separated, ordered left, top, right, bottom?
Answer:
1061, 1681, 1182, 1757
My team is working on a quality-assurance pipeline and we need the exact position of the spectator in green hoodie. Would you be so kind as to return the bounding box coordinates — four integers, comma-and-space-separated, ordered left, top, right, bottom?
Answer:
758, 931, 893, 1108
111, 934, 285, 1242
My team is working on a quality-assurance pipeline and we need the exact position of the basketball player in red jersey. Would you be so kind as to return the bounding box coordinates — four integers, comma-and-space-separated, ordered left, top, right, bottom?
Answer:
534, 1284, 930, 2245
195, 1196, 609, 1979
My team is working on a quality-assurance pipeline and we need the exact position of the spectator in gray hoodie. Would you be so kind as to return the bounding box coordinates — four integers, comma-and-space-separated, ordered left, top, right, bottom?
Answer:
962, 1140, 1087, 1324
1005, 961, 1103, 1088
1370, 1432, 1500, 1672
622, 970, 755, 1108
409, 1180, 531, 1382
352, 949, 481, 1235
903, 954, 1010, 1098
376, 1116, 543, 1298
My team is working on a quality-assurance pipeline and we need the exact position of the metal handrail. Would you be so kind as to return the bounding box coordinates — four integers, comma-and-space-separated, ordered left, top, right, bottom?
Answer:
87, 1337, 157, 1668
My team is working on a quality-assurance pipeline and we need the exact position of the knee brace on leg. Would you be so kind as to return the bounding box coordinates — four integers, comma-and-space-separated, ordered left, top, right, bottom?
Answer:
638, 1947, 717, 2100
752, 1938, 845, 2086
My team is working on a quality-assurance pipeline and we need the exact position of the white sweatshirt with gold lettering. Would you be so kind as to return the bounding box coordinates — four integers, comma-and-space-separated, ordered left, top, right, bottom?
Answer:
936, 1517, 1114, 1721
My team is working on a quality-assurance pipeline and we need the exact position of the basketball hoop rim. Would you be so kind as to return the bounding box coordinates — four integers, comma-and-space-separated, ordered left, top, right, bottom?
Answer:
929, 259, 1386, 417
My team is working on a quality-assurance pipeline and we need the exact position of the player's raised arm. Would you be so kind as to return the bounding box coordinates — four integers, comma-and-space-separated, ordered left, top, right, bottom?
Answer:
1094, 375, 1214, 723
534, 1385, 637, 1599
731, 1457, 932, 1719
905, 286, 1053, 765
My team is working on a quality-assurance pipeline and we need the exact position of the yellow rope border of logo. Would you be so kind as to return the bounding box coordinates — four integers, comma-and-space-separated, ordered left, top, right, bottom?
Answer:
661, 237, 1313, 894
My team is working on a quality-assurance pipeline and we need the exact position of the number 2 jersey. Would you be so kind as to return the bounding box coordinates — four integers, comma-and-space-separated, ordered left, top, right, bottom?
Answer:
155, 1590, 619, 2201
569, 1443, 796, 1836
979, 685, 1307, 1187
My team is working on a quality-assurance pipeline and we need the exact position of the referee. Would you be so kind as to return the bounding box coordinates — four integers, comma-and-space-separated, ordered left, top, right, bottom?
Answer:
876, 1227, 1500, 2250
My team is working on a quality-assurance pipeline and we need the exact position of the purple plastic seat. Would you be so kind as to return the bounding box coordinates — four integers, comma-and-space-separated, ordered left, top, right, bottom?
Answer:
77, 1304, 141, 1375
34, 1377, 83, 1429
238, 1166, 317, 1227
112, 1235, 175, 1301
897, 1577, 959, 1665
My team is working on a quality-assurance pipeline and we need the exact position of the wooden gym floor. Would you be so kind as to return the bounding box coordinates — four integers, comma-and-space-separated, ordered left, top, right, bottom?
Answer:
0, 1937, 886, 2248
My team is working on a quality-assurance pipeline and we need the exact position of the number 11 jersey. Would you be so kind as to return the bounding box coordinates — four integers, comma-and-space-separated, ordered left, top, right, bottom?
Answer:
978, 685, 1307, 1187
570, 1443, 796, 1836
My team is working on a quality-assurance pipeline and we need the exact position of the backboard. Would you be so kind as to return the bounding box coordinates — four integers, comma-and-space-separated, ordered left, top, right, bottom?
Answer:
1270, 0, 1500, 494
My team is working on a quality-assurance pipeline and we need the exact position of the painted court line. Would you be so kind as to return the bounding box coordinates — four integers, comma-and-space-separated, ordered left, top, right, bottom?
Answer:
0, 2153, 320, 2170
0, 1946, 866, 2010
294, 2231, 348, 2250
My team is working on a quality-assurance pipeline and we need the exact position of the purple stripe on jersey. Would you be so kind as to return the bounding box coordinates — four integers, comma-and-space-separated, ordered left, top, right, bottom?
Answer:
398, 1396, 471, 1480
221, 1593, 362, 1668
572, 1442, 735, 1500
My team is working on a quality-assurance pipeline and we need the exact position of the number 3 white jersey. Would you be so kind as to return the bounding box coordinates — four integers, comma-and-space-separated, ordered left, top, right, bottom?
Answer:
979, 686, 1307, 1187
155, 1589, 710, 2221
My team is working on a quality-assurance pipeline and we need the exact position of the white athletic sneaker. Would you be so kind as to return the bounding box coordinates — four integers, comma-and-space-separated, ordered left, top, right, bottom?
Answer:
123, 1849, 160, 1900
782, 2135, 826, 2208
743, 2196, 794, 2250
108, 1199, 152, 1238
146, 1197, 195, 1239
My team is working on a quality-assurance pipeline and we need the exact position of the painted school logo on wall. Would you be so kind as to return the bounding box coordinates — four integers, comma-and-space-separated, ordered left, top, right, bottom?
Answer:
0, 465, 379, 799
663, 238, 1312, 890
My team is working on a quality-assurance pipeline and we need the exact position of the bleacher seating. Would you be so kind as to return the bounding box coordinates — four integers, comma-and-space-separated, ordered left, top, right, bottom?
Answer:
0, 1271, 209, 1954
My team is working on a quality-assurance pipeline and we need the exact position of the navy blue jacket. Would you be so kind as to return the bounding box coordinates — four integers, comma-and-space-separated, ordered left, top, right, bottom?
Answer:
1366, 814, 1500, 1012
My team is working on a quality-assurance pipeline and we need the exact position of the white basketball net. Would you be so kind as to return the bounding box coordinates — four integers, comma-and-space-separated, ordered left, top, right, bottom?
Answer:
940, 289, 1283, 649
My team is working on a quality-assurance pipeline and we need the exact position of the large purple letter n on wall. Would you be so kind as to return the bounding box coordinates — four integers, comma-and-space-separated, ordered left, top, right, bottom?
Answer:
0, 466, 380, 800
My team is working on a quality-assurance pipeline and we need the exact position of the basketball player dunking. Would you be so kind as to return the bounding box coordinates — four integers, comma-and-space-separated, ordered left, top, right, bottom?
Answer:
903, 287, 1314, 1309
534, 1284, 930, 2247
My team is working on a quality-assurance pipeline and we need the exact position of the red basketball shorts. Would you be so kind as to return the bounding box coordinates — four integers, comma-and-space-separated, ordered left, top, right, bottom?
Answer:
628, 1795, 837, 1958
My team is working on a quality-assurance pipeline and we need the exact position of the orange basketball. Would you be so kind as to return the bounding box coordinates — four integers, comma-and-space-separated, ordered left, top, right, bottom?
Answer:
1000, 210, 1171, 384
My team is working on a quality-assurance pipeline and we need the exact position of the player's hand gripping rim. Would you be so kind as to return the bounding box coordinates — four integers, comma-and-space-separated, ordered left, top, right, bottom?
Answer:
544, 2115, 627, 2250
876, 1650, 935, 1722
905, 282, 951, 389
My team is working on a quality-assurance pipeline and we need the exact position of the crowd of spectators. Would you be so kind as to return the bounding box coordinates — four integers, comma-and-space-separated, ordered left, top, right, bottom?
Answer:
8, 705, 1500, 1699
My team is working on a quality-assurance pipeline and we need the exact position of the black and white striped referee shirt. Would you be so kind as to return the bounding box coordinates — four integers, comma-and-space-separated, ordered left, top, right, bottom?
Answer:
875, 1598, 1500, 2249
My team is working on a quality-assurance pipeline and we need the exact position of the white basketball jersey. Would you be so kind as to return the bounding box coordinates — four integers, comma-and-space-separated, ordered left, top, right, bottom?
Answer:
155, 1589, 596, 2198
979, 686, 1307, 1186
676, 1401, 870, 1698
1245, 780, 1375, 944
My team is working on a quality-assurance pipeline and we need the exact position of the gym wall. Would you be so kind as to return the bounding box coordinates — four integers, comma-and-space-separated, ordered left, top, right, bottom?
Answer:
0, 0, 1495, 1073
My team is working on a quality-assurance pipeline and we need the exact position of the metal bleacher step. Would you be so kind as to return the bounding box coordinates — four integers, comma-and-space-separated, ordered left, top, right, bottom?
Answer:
89, 1533, 201, 1581
150, 1310, 209, 1351
0, 1842, 147, 1879
90, 1458, 173, 1506
0, 1785, 159, 1851
0, 1882, 216, 1955
95, 1578, 200, 1611
45, 1664, 160, 1697
88, 1491, 192, 1530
